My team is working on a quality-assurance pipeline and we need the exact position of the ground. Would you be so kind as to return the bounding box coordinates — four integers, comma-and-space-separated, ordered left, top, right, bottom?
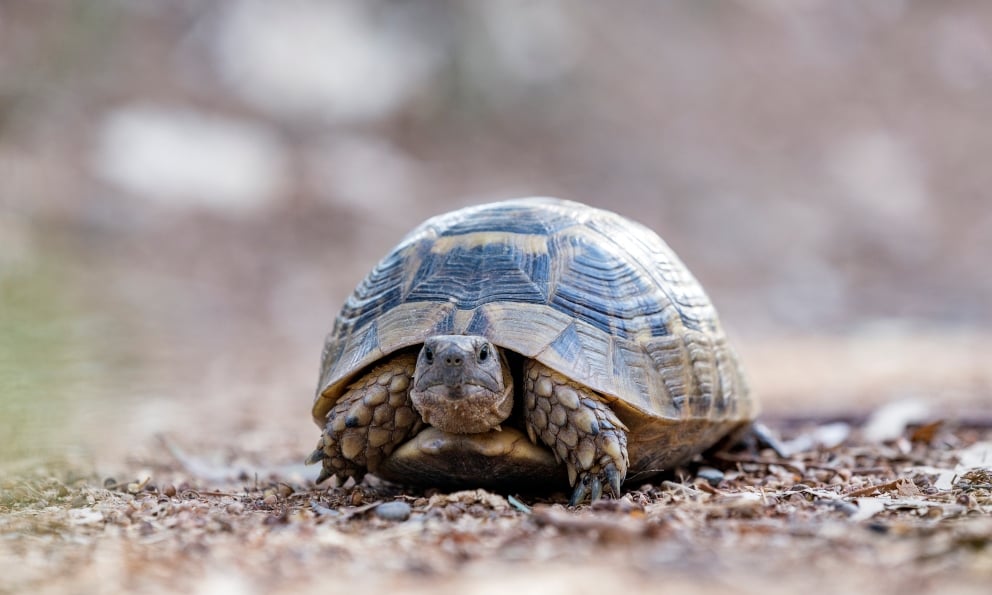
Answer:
2, 406, 990, 595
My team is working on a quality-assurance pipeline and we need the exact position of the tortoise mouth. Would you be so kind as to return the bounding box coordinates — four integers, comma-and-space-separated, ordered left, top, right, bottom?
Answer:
375, 427, 569, 491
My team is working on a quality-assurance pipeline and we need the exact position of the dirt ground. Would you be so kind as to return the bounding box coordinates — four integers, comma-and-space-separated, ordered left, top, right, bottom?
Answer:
2, 411, 991, 595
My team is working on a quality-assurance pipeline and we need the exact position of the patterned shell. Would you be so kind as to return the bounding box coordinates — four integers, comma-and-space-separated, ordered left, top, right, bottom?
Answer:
314, 198, 755, 438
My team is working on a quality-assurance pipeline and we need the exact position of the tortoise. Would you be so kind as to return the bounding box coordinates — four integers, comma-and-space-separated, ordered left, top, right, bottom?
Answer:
307, 197, 756, 505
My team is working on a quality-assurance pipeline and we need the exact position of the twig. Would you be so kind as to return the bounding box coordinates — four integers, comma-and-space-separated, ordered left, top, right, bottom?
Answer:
712, 453, 807, 476
843, 478, 905, 498
196, 490, 242, 498
340, 501, 383, 520
660, 480, 705, 498
310, 500, 339, 517
507, 495, 532, 515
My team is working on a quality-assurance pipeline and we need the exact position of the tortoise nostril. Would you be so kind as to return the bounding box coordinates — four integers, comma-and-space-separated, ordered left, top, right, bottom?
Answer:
444, 355, 463, 367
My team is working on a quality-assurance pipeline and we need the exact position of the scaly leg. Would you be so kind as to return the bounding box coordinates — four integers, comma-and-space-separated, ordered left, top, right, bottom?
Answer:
522, 360, 629, 506
306, 353, 424, 484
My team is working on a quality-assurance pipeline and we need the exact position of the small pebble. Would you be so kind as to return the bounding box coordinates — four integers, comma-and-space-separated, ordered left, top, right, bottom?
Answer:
697, 467, 725, 487
375, 501, 412, 521
162, 484, 177, 497
830, 500, 859, 516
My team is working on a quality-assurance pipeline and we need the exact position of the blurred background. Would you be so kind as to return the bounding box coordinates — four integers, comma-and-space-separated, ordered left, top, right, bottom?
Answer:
2, 0, 990, 467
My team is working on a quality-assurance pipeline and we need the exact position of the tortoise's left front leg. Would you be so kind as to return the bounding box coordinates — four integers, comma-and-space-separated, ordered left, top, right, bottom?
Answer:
522, 360, 629, 506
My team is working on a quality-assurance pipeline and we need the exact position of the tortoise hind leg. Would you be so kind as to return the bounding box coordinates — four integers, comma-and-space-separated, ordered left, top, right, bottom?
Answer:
307, 353, 424, 484
522, 360, 629, 506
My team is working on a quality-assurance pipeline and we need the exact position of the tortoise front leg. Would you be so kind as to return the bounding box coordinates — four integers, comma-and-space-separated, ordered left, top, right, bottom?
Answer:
306, 353, 424, 484
522, 360, 629, 506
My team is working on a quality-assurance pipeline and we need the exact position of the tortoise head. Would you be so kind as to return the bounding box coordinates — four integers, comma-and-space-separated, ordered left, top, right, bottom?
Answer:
410, 335, 513, 434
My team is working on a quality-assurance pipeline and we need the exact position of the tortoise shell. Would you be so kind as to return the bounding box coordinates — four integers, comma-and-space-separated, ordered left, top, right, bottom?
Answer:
314, 197, 756, 478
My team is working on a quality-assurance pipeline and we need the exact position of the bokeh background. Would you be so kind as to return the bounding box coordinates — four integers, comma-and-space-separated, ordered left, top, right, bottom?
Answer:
2, 0, 991, 468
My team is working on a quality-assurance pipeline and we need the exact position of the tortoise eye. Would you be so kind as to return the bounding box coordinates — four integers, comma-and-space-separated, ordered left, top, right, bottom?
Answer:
423, 346, 434, 363
478, 344, 490, 362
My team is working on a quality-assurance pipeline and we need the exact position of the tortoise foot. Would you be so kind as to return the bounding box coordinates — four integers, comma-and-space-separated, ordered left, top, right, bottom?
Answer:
307, 437, 365, 484
568, 461, 624, 507
523, 361, 630, 506
306, 353, 423, 483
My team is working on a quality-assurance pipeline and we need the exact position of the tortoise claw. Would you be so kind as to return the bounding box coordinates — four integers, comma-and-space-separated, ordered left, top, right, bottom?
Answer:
569, 478, 590, 507
305, 448, 327, 465
569, 466, 623, 506
590, 476, 603, 502
605, 465, 621, 498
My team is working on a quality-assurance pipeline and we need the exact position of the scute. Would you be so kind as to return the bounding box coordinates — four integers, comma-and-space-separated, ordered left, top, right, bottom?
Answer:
436, 201, 577, 236
314, 197, 755, 442
406, 238, 551, 306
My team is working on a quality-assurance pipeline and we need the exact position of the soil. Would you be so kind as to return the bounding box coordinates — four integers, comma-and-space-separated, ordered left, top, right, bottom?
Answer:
2, 413, 990, 595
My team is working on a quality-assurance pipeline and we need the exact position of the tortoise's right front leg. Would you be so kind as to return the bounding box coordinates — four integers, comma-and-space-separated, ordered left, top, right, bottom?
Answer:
306, 353, 424, 484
